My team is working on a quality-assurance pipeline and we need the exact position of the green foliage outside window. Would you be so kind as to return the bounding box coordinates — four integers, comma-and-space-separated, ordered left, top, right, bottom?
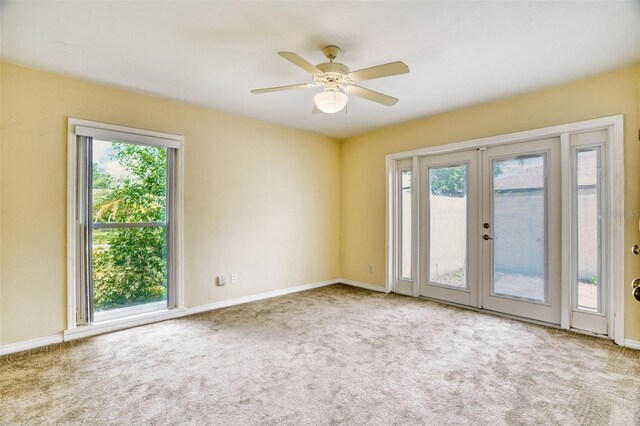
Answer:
92, 143, 167, 311
430, 166, 465, 198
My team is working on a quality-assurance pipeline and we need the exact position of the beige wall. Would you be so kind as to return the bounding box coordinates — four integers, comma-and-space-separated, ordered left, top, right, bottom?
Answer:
0, 63, 340, 345
340, 64, 640, 340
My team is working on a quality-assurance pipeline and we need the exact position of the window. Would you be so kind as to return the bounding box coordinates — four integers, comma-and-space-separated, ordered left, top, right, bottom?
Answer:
574, 146, 603, 312
428, 164, 468, 288
399, 168, 412, 280
69, 120, 183, 327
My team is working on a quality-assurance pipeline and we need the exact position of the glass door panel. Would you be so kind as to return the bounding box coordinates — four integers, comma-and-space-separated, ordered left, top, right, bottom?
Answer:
400, 169, 412, 280
575, 148, 601, 311
428, 165, 468, 289
491, 155, 546, 302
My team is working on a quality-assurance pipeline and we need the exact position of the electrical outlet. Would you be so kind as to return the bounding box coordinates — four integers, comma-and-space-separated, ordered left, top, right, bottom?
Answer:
231, 273, 238, 284
217, 275, 226, 286
368, 264, 374, 273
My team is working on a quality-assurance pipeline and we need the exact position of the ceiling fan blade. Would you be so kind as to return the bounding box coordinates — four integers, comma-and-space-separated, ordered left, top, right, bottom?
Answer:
345, 85, 399, 106
347, 61, 409, 82
278, 52, 324, 75
250, 83, 317, 94
312, 105, 322, 114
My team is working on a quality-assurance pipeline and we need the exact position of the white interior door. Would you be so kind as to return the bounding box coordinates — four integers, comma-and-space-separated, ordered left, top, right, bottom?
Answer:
480, 138, 561, 324
419, 150, 479, 307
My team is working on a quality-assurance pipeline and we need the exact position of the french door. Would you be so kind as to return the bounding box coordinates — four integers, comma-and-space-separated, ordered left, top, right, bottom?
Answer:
391, 117, 624, 342
419, 150, 480, 307
420, 138, 561, 324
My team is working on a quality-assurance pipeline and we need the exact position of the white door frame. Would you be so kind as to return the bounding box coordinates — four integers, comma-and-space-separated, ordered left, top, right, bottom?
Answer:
385, 115, 625, 346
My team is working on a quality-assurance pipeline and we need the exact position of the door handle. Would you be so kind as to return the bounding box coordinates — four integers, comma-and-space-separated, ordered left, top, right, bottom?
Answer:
483, 234, 493, 241
632, 278, 640, 302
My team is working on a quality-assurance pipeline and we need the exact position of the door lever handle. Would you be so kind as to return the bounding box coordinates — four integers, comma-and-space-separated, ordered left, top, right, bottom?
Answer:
483, 234, 493, 241
631, 278, 640, 302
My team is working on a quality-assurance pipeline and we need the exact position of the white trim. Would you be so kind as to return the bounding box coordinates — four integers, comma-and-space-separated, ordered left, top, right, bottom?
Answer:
412, 156, 420, 298
339, 278, 386, 292
0, 334, 64, 356
386, 115, 623, 160
3, 279, 343, 353
0, 278, 632, 356
385, 114, 625, 344
66, 117, 185, 334
72, 119, 183, 146
608, 119, 625, 346
63, 307, 188, 341
68, 279, 342, 339
63, 280, 344, 341
560, 133, 572, 330
624, 339, 640, 350
174, 142, 186, 310
385, 156, 394, 293
186, 279, 341, 315
74, 125, 181, 149
66, 121, 78, 331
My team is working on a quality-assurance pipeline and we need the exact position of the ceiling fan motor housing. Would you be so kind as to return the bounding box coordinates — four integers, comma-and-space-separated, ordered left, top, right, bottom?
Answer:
314, 62, 351, 85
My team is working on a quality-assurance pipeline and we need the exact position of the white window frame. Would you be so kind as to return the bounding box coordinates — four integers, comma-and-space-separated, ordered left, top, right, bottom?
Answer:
570, 144, 605, 313
65, 118, 185, 341
386, 115, 625, 347
391, 159, 417, 296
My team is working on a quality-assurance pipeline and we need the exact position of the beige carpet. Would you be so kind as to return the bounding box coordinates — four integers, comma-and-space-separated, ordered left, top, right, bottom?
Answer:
1, 284, 639, 425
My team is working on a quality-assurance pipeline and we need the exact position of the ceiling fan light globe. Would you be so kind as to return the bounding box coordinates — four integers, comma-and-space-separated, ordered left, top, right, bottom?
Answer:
314, 90, 348, 113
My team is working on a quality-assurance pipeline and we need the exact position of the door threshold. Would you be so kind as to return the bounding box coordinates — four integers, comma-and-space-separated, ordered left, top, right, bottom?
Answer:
418, 295, 560, 329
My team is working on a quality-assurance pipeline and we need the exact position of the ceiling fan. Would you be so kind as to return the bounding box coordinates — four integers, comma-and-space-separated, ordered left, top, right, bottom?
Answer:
251, 45, 410, 114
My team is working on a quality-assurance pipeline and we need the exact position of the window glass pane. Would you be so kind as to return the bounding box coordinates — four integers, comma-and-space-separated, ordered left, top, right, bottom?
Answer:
400, 170, 412, 279
93, 227, 167, 312
92, 139, 167, 223
429, 165, 467, 288
492, 155, 546, 302
576, 148, 600, 311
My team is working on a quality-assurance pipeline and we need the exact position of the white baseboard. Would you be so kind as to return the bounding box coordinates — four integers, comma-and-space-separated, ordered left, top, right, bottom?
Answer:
624, 339, 640, 350
3, 279, 637, 356
338, 278, 385, 292
0, 334, 64, 356
2, 278, 341, 355
186, 279, 340, 315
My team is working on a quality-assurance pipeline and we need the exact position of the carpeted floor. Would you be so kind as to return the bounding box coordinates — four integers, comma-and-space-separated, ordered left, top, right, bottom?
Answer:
1, 284, 639, 425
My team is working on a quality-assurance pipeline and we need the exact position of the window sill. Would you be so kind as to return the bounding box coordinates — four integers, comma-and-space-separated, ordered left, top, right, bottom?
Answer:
93, 301, 168, 323
63, 307, 187, 341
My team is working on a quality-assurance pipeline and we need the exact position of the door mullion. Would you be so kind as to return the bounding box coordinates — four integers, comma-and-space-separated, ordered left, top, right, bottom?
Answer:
86, 138, 95, 324
476, 148, 485, 309
412, 156, 420, 297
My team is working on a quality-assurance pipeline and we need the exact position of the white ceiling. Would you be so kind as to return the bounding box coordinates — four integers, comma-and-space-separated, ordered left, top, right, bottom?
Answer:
1, 1, 639, 139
